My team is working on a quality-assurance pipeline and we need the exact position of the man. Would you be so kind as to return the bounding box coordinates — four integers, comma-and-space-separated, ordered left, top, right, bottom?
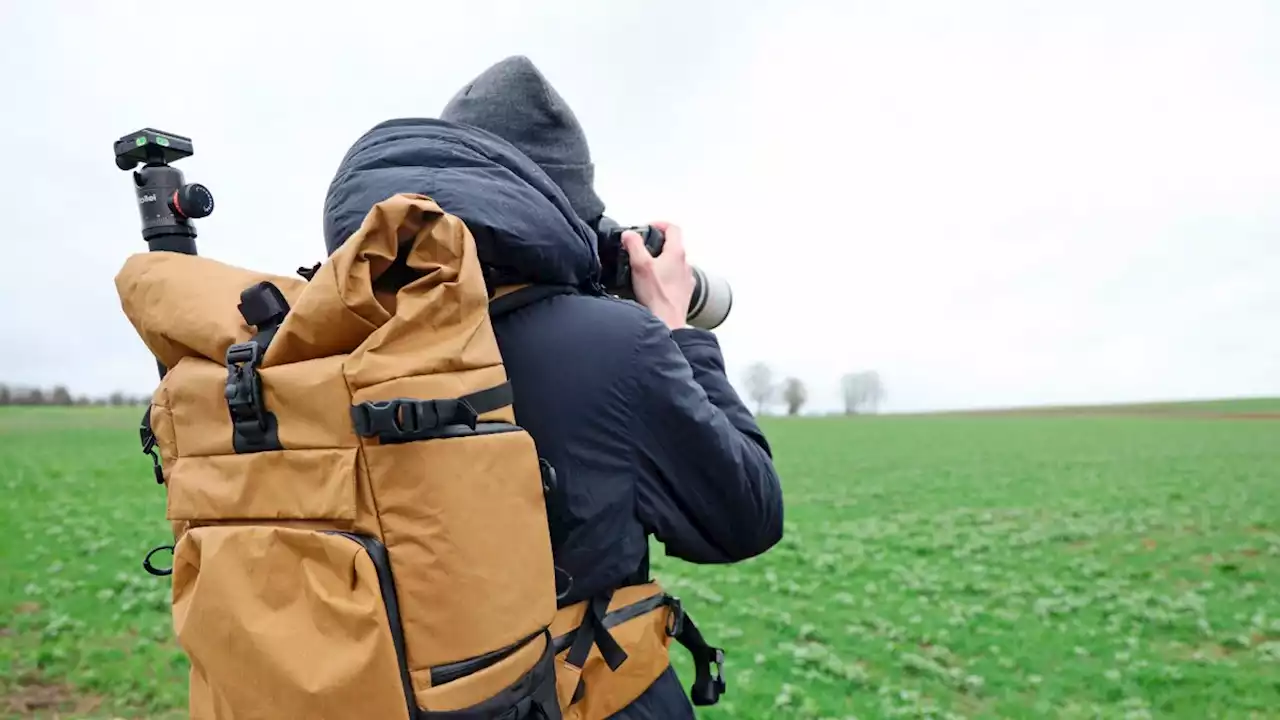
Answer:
321, 59, 782, 719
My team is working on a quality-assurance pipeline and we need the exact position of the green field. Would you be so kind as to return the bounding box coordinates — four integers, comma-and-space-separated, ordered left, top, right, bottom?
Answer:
2, 404, 1278, 718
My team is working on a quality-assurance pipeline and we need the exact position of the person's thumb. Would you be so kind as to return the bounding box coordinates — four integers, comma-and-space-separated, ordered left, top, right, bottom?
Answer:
621, 230, 652, 268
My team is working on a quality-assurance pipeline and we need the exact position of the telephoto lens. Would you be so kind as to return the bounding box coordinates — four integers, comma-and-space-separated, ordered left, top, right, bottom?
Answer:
687, 266, 732, 330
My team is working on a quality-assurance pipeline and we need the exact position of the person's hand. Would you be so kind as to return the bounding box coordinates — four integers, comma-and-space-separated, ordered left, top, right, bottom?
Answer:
621, 221, 694, 331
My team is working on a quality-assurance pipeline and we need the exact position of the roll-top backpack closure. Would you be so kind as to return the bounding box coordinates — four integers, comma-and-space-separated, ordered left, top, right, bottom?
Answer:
116, 194, 564, 719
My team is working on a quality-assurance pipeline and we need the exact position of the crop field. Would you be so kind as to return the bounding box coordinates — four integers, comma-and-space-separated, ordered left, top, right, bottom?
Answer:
2, 403, 1278, 718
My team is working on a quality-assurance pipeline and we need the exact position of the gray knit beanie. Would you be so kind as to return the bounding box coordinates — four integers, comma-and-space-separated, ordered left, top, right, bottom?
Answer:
440, 55, 606, 224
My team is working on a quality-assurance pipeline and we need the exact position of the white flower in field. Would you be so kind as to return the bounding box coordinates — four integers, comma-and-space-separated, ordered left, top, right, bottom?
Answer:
1257, 641, 1280, 662
773, 683, 794, 708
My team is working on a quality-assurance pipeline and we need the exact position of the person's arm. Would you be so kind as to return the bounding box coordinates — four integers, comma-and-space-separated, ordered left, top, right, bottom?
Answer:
672, 327, 773, 457
624, 312, 784, 564
617, 221, 784, 563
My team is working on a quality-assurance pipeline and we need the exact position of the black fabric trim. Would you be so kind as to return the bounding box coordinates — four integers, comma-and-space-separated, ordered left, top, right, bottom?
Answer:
430, 629, 543, 686
418, 628, 562, 719
330, 532, 418, 720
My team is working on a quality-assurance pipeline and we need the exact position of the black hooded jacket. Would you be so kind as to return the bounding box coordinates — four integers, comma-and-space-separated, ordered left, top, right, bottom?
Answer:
323, 118, 783, 717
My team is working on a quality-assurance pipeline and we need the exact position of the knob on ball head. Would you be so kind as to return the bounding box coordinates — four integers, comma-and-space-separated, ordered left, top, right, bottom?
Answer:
113, 128, 214, 378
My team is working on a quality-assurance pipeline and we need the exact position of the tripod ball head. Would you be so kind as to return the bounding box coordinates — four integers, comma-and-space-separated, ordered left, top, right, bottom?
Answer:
113, 128, 212, 255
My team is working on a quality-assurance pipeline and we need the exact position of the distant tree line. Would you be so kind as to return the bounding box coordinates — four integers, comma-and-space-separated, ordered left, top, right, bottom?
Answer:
740, 363, 886, 417
0, 383, 149, 407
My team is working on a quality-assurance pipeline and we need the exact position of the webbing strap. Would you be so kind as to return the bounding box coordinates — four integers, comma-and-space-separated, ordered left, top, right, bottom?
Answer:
565, 590, 628, 705
668, 608, 726, 706
350, 382, 514, 444
225, 281, 287, 454
461, 382, 514, 416
489, 284, 579, 319
138, 406, 164, 485
549, 589, 727, 708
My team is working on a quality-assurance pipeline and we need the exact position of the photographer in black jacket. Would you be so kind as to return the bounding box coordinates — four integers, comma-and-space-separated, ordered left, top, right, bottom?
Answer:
323, 56, 784, 719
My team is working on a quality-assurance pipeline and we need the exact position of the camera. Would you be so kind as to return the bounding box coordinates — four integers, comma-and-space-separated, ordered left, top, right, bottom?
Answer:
595, 217, 733, 330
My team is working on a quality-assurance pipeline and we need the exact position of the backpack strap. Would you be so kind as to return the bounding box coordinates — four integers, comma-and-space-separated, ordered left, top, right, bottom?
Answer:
665, 603, 726, 706
224, 281, 289, 454
489, 284, 579, 319
296, 262, 321, 282
349, 381, 516, 445
563, 589, 629, 705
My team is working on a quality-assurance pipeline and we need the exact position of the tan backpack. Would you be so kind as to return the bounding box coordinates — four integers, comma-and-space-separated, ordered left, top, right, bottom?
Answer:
117, 193, 724, 720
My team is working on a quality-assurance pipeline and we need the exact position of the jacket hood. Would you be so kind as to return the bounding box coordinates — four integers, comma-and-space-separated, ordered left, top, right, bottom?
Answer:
322, 117, 600, 290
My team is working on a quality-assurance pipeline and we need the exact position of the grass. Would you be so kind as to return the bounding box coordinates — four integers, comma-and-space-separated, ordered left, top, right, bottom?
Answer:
925, 396, 1280, 418
2, 403, 1278, 718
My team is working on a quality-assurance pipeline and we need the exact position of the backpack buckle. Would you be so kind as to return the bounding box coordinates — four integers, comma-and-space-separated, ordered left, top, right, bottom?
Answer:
138, 406, 164, 485
351, 397, 479, 443
691, 648, 726, 706
225, 341, 268, 442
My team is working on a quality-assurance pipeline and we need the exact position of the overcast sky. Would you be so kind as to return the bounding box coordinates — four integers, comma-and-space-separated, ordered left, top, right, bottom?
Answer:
1, 0, 1276, 413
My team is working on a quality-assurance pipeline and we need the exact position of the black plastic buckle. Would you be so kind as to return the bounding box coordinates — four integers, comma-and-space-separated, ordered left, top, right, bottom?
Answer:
351, 398, 478, 443
142, 441, 164, 485
691, 647, 726, 706
225, 341, 267, 441
664, 595, 686, 638
138, 410, 164, 485
226, 340, 262, 367
139, 425, 156, 455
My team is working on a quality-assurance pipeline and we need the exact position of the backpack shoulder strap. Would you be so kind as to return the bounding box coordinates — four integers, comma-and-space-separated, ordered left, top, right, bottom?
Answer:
489, 284, 580, 320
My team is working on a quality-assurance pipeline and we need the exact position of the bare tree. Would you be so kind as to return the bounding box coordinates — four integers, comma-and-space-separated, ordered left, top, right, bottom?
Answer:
841, 370, 886, 415
782, 377, 808, 416
50, 385, 73, 406
0, 384, 9, 406
743, 362, 776, 415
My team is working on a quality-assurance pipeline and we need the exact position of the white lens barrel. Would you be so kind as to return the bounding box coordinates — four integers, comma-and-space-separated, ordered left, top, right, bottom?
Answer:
687, 266, 733, 330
